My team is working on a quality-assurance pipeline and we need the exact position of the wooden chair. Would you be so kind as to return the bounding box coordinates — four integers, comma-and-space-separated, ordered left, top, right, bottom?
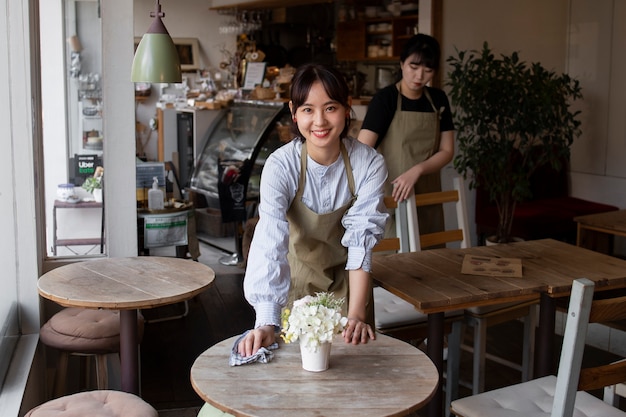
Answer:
426, 179, 538, 400
373, 177, 468, 415
450, 278, 626, 417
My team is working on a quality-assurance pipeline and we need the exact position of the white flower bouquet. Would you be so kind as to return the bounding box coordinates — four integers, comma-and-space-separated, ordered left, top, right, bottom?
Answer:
281, 292, 348, 352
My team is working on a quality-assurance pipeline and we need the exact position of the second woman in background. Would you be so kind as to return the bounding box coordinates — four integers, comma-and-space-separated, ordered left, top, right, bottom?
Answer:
358, 33, 454, 237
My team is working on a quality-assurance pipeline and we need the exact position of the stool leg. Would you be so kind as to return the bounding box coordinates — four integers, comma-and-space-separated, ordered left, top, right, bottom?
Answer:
53, 351, 69, 398
95, 354, 109, 389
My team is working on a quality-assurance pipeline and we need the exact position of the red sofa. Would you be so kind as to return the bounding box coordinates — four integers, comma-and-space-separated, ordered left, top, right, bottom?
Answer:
475, 161, 618, 243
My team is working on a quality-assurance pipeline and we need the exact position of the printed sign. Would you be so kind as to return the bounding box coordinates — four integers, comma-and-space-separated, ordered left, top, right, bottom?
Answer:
461, 255, 523, 278
143, 212, 188, 248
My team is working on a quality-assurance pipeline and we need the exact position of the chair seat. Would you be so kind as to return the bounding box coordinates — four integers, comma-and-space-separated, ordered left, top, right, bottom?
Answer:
450, 375, 626, 417
25, 390, 158, 417
374, 287, 462, 329
465, 299, 536, 316
40, 308, 144, 353
198, 402, 234, 417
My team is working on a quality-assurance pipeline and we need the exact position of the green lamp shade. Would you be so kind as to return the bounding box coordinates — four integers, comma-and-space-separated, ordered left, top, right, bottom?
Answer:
131, 33, 182, 83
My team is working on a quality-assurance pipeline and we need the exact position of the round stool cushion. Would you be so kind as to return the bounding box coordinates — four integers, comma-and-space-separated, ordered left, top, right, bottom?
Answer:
24, 390, 158, 417
40, 308, 145, 354
198, 402, 234, 417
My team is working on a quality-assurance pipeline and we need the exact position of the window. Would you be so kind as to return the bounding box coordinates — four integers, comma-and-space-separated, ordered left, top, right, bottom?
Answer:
42, 0, 106, 259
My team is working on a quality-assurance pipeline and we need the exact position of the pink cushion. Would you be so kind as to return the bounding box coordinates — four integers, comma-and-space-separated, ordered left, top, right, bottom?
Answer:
40, 308, 144, 354
24, 390, 158, 417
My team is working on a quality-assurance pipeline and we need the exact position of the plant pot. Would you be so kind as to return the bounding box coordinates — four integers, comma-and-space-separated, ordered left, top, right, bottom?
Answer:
93, 188, 103, 203
485, 236, 524, 246
299, 337, 331, 372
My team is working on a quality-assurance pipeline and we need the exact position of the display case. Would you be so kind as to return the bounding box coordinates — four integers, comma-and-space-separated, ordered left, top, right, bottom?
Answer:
190, 99, 291, 214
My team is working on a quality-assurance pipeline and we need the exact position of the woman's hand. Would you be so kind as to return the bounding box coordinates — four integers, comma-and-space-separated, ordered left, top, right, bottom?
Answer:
237, 325, 276, 357
391, 166, 421, 202
342, 318, 376, 345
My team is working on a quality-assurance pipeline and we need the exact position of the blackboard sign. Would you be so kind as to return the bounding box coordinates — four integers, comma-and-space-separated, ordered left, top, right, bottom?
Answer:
136, 162, 166, 189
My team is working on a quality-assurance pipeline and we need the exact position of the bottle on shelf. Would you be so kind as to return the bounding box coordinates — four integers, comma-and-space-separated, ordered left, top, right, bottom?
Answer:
148, 176, 164, 210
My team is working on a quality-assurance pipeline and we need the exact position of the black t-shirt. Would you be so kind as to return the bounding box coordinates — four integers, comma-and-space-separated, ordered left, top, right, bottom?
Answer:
361, 85, 455, 147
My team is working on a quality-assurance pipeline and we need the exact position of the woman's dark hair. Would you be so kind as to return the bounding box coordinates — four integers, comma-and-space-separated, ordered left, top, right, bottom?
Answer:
400, 33, 441, 71
289, 63, 352, 139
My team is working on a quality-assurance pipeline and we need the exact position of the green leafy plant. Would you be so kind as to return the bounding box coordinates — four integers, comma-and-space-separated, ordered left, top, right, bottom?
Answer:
446, 42, 583, 243
81, 176, 102, 193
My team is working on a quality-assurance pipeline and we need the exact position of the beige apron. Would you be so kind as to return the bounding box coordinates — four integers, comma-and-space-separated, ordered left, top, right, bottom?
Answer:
286, 141, 375, 327
377, 83, 444, 237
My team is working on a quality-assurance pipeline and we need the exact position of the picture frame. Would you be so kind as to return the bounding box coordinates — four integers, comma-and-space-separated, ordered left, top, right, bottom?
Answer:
242, 62, 267, 90
134, 37, 200, 72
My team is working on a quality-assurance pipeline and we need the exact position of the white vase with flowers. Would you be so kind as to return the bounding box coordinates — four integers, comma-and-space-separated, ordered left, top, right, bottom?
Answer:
281, 292, 348, 372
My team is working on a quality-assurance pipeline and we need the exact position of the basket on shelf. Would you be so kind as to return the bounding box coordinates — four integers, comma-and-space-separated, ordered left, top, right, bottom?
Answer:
252, 86, 275, 100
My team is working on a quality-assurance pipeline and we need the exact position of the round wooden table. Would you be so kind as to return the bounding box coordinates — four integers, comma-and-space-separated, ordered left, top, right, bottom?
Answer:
191, 333, 438, 417
38, 256, 215, 394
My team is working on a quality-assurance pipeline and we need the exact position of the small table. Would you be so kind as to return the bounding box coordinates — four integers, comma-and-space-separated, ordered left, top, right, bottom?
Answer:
53, 199, 104, 255
575, 209, 626, 254
371, 238, 626, 417
38, 256, 215, 394
190, 333, 439, 417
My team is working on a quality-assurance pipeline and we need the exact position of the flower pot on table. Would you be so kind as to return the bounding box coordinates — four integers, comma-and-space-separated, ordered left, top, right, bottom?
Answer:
299, 336, 331, 372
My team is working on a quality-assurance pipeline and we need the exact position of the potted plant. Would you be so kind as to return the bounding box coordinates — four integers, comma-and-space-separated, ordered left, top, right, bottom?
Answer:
446, 43, 583, 243
82, 176, 102, 202
281, 292, 348, 372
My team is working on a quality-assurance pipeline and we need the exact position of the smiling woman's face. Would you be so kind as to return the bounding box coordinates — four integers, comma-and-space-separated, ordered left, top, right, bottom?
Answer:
291, 81, 347, 158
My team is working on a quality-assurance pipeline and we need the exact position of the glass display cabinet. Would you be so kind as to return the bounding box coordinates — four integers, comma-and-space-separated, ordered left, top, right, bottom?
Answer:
190, 99, 291, 259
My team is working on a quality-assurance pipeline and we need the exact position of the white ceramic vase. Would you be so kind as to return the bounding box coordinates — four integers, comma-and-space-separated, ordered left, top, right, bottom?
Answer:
299, 336, 331, 372
93, 188, 103, 203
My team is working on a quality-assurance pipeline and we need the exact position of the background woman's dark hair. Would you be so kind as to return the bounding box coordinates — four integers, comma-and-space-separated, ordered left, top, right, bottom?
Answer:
289, 63, 352, 139
400, 33, 441, 71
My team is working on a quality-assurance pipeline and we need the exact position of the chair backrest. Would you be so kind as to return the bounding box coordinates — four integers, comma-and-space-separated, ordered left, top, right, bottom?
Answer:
373, 196, 410, 253
407, 176, 470, 251
551, 278, 626, 417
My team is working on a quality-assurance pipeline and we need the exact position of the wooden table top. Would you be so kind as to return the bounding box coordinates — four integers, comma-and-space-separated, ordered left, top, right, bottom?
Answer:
38, 256, 215, 310
372, 238, 626, 313
191, 333, 438, 417
574, 209, 626, 233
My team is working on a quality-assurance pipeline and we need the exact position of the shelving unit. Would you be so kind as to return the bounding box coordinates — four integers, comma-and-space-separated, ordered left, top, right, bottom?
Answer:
337, 14, 418, 62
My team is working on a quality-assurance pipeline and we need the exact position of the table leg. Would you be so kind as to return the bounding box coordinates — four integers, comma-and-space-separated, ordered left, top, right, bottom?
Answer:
535, 293, 556, 377
120, 309, 140, 394
426, 312, 444, 417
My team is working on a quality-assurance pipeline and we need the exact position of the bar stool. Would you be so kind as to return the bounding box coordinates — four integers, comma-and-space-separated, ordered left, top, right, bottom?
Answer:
40, 307, 145, 397
25, 390, 157, 417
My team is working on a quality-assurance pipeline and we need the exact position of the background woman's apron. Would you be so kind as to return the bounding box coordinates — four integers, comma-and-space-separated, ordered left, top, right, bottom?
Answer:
377, 83, 444, 237
286, 142, 375, 326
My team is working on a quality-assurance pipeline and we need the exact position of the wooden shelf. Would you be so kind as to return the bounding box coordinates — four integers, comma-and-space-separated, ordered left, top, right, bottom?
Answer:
337, 14, 418, 62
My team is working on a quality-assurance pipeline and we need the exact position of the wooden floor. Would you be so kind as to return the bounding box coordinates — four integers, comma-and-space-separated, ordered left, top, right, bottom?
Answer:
139, 242, 624, 416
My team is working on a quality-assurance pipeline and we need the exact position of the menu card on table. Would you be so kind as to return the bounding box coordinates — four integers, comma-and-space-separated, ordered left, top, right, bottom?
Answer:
461, 255, 523, 278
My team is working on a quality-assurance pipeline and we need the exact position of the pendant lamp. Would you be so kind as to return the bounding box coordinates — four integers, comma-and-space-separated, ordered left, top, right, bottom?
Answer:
131, 0, 182, 83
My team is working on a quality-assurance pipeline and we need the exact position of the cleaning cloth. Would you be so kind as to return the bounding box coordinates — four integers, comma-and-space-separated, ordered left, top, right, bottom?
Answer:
229, 330, 279, 366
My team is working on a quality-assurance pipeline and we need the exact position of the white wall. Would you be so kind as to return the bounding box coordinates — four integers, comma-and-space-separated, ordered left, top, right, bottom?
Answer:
440, 0, 570, 246
567, 0, 626, 211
